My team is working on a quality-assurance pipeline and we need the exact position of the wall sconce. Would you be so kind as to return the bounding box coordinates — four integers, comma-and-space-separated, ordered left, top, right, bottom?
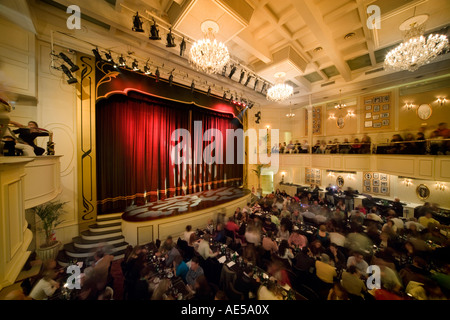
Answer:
435, 182, 446, 191
346, 174, 355, 180
281, 171, 286, 183
404, 103, 414, 110
328, 113, 336, 120
403, 178, 413, 187
346, 110, 355, 117
266, 125, 270, 129
436, 98, 447, 106
328, 171, 335, 177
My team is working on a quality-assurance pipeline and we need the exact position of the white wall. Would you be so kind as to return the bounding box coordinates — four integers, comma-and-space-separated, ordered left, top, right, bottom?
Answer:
2, 26, 79, 248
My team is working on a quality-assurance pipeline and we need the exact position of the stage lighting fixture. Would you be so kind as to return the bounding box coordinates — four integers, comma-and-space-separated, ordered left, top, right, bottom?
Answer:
191, 80, 195, 93
223, 91, 227, 100
222, 65, 227, 77
166, 28, 176, 48
261, 82, 267, 93
155, 67, 160, 82
132, 59, 139, 71
118, 55, 126, 67
144, 63, 151, 75
105, 51, 113, 62
58, 52, 79, 72
244, 75, 253, 87
207, 86, 211, 96
92, 48, 102, 61
248, 101, 254, 109
169, 72, 174, 86
180, 37, 186, 57
253, 78, 259, 90
132, 12, 144, 32
60, 64, 77, 84
239, 70, 245, 83
228, 65, 237, 79
149, 18, 161, 40
255, 111, 261, 124
229, 94, 233, 103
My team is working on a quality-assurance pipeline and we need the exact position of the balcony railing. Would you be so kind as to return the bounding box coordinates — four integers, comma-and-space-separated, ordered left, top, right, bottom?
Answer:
274, 139, 450, 156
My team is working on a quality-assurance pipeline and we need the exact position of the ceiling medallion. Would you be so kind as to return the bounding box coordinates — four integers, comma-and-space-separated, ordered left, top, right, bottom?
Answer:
189, 20, 230, 74
384, 14, 449, 72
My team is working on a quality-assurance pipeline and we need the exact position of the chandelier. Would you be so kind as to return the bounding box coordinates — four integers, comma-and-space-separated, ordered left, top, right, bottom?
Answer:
266, 72, 293, 102
384, 15, 449, 72
286, 102, 295, 118
335, 90, 346, 109
189, 20, 230, 74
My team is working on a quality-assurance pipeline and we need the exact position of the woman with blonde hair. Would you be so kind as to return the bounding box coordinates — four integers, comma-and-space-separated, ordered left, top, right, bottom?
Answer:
151, 278, 172, 300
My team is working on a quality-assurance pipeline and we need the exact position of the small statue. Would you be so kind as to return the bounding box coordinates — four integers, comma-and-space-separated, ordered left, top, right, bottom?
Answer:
149, 19, 161, 40
179, 37, 186, 57
166, 28, 176, 48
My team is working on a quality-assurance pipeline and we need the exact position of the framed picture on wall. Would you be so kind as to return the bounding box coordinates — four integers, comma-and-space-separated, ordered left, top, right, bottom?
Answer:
382, 95, 390, 102
381, 187, 388, 194
381, 112, 390, 118
365, 105, 372, 110
365, 173, 372, 179
365, 186, 371, 192
381, 182, 388, 187
364, 99, 372, 104
365, 112, 372, 119
382, 119, 390, 126
382, 104, 390, 110
374, 97, 381, 103
416, 184, 430, 200
364, 180, 370, 186
373, 187, 379, 193
373, 180, 380, 186
380, 174, 387, 181
373, 122, 381, 128
337, 116, 345, 129
373, 115, 380, 120
373, 173, 379, 179
373, 105, 380, 112
365, 121, 373, 128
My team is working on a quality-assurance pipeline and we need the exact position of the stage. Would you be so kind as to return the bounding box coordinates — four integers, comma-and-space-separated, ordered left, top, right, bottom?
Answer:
121, 187, 251, 246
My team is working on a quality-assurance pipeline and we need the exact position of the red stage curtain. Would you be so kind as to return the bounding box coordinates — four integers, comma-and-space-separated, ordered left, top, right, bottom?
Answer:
96, 92, 243, 214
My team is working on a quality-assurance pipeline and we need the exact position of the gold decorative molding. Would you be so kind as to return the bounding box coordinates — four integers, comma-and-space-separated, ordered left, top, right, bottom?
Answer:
76, 54, 97, 227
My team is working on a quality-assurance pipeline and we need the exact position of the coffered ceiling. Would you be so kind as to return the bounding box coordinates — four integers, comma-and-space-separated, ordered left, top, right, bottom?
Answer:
2, 0, 450, 108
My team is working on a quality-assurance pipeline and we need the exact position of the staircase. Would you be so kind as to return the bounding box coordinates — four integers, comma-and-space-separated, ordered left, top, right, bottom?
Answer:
57, 213, 129, 267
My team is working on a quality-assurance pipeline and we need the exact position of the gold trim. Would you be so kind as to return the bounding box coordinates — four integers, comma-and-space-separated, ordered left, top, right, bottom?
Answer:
416, 184, 430, 200
336, 176, 344, 188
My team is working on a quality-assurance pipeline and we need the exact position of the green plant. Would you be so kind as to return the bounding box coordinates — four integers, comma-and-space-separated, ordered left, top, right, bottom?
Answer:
252, 164, 268, 189
33, 201, 67, 248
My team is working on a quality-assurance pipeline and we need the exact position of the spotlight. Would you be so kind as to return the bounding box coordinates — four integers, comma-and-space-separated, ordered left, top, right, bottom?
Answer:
223, 91, 227, 100
132, 59, 139, 71
239, 70, 245, 83
207, 86, 211, 96
104, 51, 116, 67
191, 80, 195, 93
118, 55, 126, 67
149, 18, 161, 40
58, 52, 79, 72
180, 37, 186, 57
244, 75, 253, 87
132, 12, 144, 32
92, 48, 102, 61
155, 67, 160, 82
248, 101, 254, 109
166, 28, 176, 48
255, 111, 261, 124
228, 65, 237, 79
229, 94, 233, 103
144, 63, 151, 75
222, 65, 227, 77
261, 82, 267, 93
60, 64, 77, 84
253, 78, 259, 90
169, 72, 174, 86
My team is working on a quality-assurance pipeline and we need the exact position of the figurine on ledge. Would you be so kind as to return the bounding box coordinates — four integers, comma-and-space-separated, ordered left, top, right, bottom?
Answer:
8, 120, 53, 156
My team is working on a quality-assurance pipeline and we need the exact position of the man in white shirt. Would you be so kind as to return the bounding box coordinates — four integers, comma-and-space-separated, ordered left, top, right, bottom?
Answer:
197, 234, 219, 260
29, 271, 59, 300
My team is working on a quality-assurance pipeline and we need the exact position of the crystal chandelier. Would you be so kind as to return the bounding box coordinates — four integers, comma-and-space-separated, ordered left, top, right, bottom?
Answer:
286, 102, 295, 118
335, 90, 346, 109
189, 20, 230, 74
266, 72, 293, 102
384, 15, 449, 72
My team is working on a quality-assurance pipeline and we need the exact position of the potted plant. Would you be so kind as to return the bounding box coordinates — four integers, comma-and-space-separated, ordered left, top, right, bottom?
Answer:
252, 164, 268, 197
33, 200, 67, 261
